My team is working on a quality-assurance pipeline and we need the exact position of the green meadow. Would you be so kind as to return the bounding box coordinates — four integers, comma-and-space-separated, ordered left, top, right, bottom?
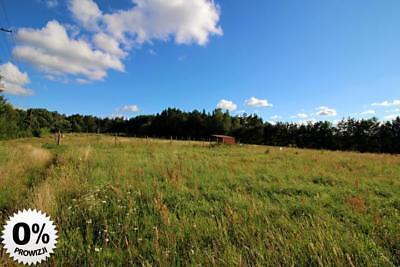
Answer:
0, 135, 399, 266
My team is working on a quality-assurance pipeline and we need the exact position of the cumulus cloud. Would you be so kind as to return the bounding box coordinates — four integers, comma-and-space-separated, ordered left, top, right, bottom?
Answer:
315, 106, 337, 117
109, 113, 125, 119
0, 62, 33, 96
68, 0, 102, 31
37, 0, 59, 8
245, 97, 273, 108
372, 99, 400, 107
233, 110, 246, 115
383, 114, 400, 121
13, 20, 124, 81
76, 78, 90, 84
270, 115, 282, 120
15, 0, 222, 84
111, 104, 140, 118
216, 99, 237, 111
294, 118, 317, 125
268, 115, 282, 125
46, 0, 58, 8
359, 110, 375, 116
385, 108, 400, 113
70, 0, 222, 46
68, 0, 222, 47
149, 49, 157, 56
93, 33, 127, 57
120, 105, 140, 113
291, 113, 308, 119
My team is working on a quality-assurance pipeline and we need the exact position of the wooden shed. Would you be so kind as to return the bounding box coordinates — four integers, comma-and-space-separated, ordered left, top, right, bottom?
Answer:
211, 135, 236, 145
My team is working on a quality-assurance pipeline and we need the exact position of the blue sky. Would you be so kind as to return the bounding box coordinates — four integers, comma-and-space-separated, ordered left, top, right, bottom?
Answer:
0, 0, 399, 122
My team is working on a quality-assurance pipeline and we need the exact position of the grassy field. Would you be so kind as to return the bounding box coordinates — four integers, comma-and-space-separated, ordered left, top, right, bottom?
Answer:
0, 135, 399, 266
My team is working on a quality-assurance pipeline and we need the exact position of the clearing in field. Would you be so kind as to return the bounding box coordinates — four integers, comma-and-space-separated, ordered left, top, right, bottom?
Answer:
0, 135, 399, 266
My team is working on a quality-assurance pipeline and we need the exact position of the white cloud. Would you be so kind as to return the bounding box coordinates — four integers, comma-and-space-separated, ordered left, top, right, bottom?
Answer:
13, 20, 124, 81
46, 0, 58, 8
69, 0, 222, 46
13, 105, 27, 111
216, 99, 237, 111
359, 110, 375, 116
372, 99, 400, 107
291, 113, 308, 119
68, 0, 102, 31
233, 109, 245, 115
315, 106, 337, 117
383, 114, 400, 121
270, 115, 282, 120
294, 118, 317, 125
93, 33, 126, 57
37, 0, 58, 8
149, 49, 157, 56
0, 62, 33, 96
120, 105, 140, 113
14, 0, 222, 84
112, 104, 140, 118
385, 108, 400, 113
245, 96, 273, 108
76, 78, 90, 84
109, 113, 125, 119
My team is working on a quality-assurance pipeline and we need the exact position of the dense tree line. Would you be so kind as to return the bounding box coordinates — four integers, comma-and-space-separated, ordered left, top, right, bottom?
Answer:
1, 94, 399, 153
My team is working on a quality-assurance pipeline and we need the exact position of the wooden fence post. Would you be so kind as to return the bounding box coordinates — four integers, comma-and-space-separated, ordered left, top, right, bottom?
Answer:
56, 130, 61, 145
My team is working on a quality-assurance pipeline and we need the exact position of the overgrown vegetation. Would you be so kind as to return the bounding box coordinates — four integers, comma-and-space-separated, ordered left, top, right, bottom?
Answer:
1, 95, 400, 153
0, 135, 399, 265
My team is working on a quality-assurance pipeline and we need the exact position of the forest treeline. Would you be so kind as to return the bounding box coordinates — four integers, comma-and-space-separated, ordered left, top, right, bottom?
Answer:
1, 95, 399, 153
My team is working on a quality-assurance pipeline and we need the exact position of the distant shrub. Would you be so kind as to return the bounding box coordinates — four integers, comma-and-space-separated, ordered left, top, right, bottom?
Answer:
40, 127, 52, 136
32, 127, 51, 137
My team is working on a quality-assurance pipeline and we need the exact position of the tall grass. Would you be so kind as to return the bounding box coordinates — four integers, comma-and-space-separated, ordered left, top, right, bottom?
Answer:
0, 135, 399, 266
